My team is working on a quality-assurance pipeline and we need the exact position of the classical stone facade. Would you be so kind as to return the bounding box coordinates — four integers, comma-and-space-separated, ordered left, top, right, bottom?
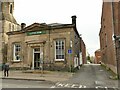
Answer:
7, 16, 82, 71
0, 0, 20, 63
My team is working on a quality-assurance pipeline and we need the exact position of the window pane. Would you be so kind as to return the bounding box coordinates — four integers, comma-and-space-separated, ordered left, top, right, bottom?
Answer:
62, 55, 64, 59
56, 50, 60, 55
62, 41, 64, 45
56, 46, 58, 49
56, 41, 58, 45
34, 48, 40, 52
56, 55, 59, 59
59, 46, 61, 49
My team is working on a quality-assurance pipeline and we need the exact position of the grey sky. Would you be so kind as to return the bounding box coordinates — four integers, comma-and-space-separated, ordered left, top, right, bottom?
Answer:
14, 0, 103, 56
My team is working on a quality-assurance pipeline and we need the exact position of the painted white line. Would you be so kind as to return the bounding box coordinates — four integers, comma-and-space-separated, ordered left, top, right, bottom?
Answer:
57, 83, 65, 87
56, 82, 60, 85
64, 83, 71, 88
50, 86, 55, 88
71, 84, 79, 88
96, 86, 104, 88
105, 87, 107, 88
79, 85, 83, 88
83, 85, 87, 88
105, 87, 108, 90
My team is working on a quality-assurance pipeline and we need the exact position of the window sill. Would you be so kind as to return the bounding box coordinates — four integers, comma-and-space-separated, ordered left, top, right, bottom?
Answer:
55, 59, 64, 62
11, 60, 22, 63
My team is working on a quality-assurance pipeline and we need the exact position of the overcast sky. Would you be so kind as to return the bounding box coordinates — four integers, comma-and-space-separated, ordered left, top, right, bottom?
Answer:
14, 0, 103, 56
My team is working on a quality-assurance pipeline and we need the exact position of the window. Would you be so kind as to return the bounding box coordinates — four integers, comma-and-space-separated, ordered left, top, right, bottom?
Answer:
13, 43, 21, 61
55, 40, 65, 61
10, 4, 12, 14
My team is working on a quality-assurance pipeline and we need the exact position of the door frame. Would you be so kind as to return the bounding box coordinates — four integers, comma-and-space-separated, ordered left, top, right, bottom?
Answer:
32, 48, 40, 69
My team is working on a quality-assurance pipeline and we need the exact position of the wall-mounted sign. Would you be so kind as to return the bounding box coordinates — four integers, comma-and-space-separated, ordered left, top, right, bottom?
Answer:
68, 49, 72, 54
27, 31, 46, 36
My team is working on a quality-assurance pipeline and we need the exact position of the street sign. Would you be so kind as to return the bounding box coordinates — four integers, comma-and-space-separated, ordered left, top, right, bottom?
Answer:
68, 49, 72, 54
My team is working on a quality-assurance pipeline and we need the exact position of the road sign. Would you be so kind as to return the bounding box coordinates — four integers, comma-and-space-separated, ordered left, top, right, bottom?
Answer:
68, 49, 72, 54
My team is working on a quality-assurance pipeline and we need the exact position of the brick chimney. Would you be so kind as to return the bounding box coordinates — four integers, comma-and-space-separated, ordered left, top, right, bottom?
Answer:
71, 15, 77, 26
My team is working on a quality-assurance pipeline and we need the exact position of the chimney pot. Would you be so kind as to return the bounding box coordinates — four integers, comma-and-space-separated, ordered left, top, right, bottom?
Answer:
71, 15, 77, 25
21, 23, 26, 29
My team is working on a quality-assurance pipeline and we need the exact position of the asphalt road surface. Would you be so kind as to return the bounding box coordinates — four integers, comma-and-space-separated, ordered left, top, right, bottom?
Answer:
2, 79, 54, 88
51, 64, 119, 89
1, 64, 120, 89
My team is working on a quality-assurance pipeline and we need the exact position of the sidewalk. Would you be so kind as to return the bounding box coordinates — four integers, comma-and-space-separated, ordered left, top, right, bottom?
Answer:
0, 70, 73, 82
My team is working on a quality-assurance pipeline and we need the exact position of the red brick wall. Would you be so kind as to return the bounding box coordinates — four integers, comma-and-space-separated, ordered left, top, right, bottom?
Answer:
99, 2, 117, 74
95, 50, 101, 64
80, 38, 86, 64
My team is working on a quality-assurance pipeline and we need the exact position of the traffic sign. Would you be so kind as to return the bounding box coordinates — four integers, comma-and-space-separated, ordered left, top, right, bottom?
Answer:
68, 49, 72, 54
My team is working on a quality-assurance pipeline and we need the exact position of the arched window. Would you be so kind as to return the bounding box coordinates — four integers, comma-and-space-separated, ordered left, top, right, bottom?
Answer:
10, 4, 12, 14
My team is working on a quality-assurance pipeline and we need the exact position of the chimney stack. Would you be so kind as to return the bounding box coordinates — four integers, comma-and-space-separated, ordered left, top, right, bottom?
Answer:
21, 23, 26, 30
71, 15, 77, 26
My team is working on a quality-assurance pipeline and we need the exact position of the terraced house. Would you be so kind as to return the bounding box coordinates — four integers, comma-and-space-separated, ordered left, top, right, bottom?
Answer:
7, 16, 83, 71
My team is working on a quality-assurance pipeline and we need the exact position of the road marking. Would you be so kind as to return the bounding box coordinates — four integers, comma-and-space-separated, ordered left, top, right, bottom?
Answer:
95, 86, 104, 88
57, 83, 65, 87
50, 82, 87, 88
64, 83, 72, 88
105, 87, 108, 90
79, 85, 83, 88
51, 86, 55, 88
71, 84, 79, 88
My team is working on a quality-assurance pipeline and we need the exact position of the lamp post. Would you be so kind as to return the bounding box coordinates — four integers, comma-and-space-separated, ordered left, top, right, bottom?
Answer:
114, 35, 120, 79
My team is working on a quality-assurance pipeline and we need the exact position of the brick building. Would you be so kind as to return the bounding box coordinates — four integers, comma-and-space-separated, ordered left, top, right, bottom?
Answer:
94, 49, 101, 64
6, 16, 83, 71
0, 0, 20, 63
80, 37, 86, 64
99, 1, 120, 76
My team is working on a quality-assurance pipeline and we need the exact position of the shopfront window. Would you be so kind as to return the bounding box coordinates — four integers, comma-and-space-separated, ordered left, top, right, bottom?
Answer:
13, 43, 21, 61
55, 40, 65, 61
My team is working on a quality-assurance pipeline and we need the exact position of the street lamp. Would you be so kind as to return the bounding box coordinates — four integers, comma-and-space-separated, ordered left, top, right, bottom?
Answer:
114, 35, 120, 79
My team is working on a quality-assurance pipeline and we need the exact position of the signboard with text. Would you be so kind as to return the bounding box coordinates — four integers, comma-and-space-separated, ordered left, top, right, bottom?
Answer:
27, 31, 46, 36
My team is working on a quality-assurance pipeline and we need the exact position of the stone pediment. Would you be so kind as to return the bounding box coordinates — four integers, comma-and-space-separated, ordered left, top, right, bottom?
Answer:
24, 23, 49, 32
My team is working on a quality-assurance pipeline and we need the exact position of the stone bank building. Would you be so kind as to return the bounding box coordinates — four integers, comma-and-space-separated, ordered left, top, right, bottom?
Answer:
7, 16, 82, 71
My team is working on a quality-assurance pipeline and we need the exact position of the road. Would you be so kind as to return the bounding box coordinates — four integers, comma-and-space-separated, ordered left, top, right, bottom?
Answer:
1, 64, 120, 89
51, 64, 119, 89
2, 79, 54, 88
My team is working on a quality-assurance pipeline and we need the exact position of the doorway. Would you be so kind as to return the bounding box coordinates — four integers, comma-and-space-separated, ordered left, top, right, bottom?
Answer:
33, 48, 40, 69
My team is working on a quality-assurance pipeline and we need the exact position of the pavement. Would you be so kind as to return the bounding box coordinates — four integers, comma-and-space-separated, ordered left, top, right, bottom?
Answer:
0, 70, 73, 82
